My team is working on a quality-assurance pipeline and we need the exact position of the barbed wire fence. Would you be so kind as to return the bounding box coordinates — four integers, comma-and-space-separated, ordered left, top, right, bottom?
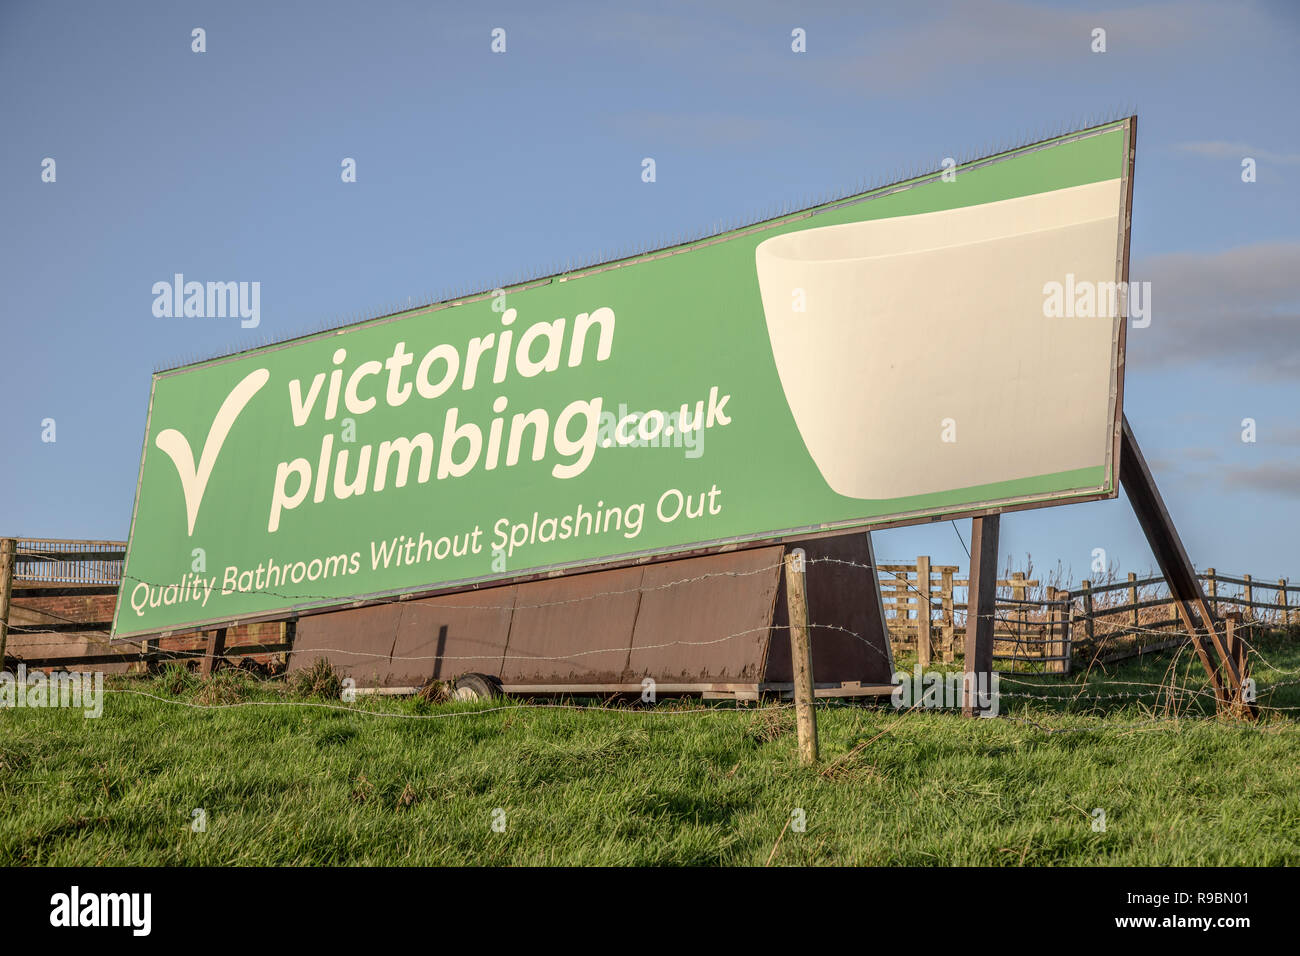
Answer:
3, 541, 1297, 733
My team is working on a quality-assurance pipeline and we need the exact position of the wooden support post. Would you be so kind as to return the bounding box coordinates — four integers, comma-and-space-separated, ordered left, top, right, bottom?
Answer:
278, 618, 298, 674
0, 538, 14, 668
1206, 568, 1218, 616
784, 549, 818, 765
1242, 574, 1253, 621
1280, 580, 1290, 627
1119, 416, 1248, 714
200, 627, 228, 678
916, 555, 932, 670
963, 515, 999, 717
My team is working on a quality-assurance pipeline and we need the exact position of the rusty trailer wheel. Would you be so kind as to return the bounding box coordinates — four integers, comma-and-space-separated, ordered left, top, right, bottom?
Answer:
453, 673, 504, 701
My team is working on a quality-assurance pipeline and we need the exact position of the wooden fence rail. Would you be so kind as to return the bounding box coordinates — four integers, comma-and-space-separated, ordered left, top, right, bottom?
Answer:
882, 556, 1297, 672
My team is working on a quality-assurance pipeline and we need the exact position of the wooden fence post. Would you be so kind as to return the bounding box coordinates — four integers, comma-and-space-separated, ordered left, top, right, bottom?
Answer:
1011, 571, 1027, 651
1081, 579, 1095, 647
1128, 572, 1139, 628
1223, 612, 1249, 705
1206, 568, 1217, 616
892, 574, 909, 647
1061, 590, 1074, 675
1280, 579, 1290, 627
941, 568, 955, 661
0, 538, 15, 668
916, 555, 932, 669
1046, 588, 1071, 675
784, 549, 818, 765
1242, 574, 1253, 621
1043, 587, 1055, 672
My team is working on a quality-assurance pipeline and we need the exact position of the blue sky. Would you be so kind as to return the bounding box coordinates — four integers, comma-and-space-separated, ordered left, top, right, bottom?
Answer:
2, 0, 1297, 585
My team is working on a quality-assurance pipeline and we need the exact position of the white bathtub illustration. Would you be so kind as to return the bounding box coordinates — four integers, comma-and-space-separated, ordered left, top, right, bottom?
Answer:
755, 178, 1124, 500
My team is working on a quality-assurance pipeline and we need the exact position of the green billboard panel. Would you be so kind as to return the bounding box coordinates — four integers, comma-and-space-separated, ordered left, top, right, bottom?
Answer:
114, 119, 1135, 638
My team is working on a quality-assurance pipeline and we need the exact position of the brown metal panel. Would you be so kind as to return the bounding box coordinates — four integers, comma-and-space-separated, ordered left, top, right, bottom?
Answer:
628, 548, 783, 683
290, 602, 407, 686
767, 534, 896, 687
390, 587, 517, 685
291, 588, 518, 687
499, 568, 645, 684
288, 538, 895, 692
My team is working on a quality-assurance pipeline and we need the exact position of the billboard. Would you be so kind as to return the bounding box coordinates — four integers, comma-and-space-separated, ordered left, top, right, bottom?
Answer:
114, 118, 1135, 638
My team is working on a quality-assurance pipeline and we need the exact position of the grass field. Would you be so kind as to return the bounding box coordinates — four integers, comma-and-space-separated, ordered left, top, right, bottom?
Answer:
3, 628, 1298, 866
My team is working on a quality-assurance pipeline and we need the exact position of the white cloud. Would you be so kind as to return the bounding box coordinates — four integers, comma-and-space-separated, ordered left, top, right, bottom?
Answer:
830, 0, 1246, 90
1176, 141, 1300, 165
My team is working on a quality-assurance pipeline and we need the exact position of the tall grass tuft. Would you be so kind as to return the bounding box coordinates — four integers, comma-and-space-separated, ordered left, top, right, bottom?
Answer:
290, 657, 342, 700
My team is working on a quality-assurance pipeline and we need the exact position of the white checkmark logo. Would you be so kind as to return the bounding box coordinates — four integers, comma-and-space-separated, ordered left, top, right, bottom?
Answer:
154, 368, 270, 535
